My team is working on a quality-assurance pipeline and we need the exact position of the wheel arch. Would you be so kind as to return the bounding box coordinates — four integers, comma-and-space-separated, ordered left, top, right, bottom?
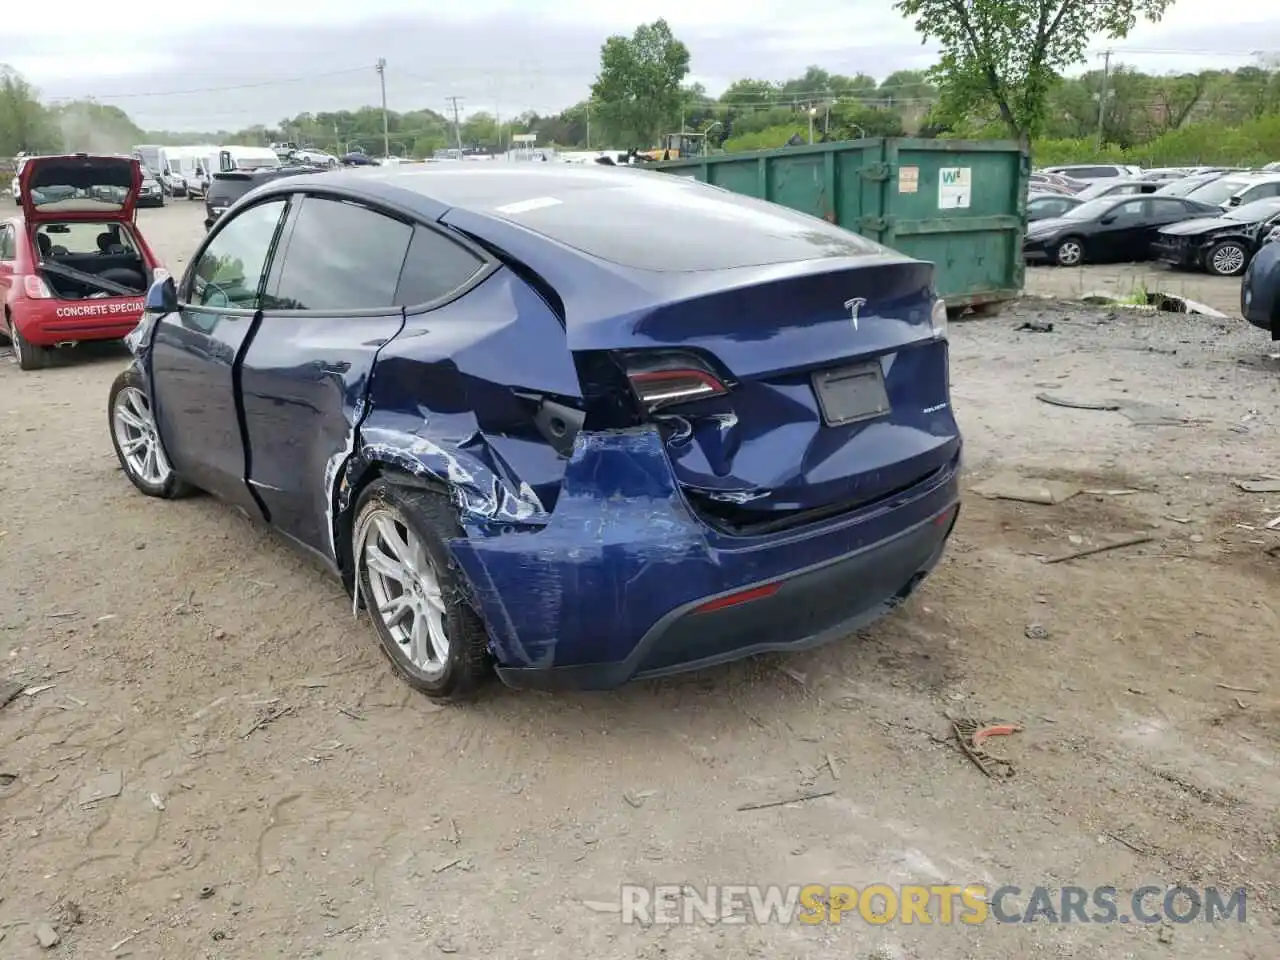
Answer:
333, 455, 452, 591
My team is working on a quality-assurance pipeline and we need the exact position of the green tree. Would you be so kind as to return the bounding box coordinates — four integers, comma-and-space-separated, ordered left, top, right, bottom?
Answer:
829, 102, 907, 139
0, 66, 59, 154
894, 0, 1175, 141
590, 19, 691, 148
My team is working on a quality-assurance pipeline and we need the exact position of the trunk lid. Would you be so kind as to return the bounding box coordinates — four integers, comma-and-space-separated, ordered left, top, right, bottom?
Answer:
20, 154, 139, 223
589, 257, 958, 532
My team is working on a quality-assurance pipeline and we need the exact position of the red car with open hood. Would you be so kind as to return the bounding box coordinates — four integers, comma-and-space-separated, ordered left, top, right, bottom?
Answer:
1, 153, 168, 370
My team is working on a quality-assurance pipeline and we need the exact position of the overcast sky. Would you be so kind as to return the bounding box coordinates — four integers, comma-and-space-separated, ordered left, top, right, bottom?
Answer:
4, 0, 1277, 131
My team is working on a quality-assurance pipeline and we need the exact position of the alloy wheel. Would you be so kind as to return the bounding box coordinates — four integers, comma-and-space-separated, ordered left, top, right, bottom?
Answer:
1210, 244, 1245, 276
1057, 240, 1083, 266
112, 386, 172, 486
361, 509, 450, 678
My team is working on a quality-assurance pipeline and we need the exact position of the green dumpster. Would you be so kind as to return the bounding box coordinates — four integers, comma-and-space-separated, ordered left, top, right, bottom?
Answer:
650, 137, 1029, 309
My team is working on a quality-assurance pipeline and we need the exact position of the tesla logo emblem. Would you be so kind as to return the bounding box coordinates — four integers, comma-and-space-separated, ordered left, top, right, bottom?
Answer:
844, 297, 867, 331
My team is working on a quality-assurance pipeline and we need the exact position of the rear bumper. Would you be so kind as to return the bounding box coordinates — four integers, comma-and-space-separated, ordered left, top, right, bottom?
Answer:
448, 426, 961, 691
495, 505, 956, 691
15, 300, 146, 346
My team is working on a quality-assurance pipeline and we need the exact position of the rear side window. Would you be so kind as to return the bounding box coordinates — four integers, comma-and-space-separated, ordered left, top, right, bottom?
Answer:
394, 226, 484, 305
1242, 183, 1280, 204
271, 197, 413, 310
0, 225, 13, 260
1149, 198, 1195, 217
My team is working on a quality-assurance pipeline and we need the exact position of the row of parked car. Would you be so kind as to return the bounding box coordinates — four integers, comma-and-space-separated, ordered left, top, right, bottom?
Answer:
1025, 162, 1280, 276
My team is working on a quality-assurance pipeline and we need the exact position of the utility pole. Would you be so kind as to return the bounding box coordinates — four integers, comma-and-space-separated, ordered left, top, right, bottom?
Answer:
585, 101, 591, 150
1095, 49, 1112, 153
376, 58, 390, 159
446, 96, 464, 156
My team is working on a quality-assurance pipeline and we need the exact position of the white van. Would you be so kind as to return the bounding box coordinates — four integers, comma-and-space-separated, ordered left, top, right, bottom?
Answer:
157, 146, 217, 198
216, 146, 281, 173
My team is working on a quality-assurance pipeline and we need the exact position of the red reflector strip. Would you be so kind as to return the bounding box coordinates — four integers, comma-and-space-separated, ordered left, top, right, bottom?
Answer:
933, 504, 958, 526
694, 581, 781, 615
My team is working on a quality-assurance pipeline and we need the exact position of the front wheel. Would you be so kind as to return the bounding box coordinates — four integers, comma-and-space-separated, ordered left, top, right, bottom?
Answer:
108, 367, 191, 498
353, 479, 490, 701
1205, 240, 1249, 277
1054, 237, 1085, 267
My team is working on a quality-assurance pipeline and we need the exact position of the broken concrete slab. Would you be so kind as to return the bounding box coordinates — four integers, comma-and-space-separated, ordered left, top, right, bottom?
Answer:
1080, 290, 1227, 318
1113, 402, 1194, 427
35, 923, 60, 948
78, 770, 123, 806
973, 476, 1082, 505
1237, 478, 1280, 494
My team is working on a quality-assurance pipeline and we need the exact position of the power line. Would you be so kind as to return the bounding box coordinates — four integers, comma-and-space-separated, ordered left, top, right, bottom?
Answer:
48, 66, 373, 101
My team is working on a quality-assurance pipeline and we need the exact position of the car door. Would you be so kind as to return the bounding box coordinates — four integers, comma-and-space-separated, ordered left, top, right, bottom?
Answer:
237, 194, 417, 561
0, 224, 14, 304
1092, 198, 1148, 262
149, 197, 290, 512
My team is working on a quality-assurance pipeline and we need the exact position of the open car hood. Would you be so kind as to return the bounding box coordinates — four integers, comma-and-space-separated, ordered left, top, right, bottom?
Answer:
19, 154, 139, 222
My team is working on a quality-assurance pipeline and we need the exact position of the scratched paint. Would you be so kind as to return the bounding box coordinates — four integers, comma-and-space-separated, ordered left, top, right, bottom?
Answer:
324, 397, 365, 563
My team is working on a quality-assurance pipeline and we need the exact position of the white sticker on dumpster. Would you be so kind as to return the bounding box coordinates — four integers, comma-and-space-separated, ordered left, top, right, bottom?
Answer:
939, 167, 971, 209
898, 166, 919, 193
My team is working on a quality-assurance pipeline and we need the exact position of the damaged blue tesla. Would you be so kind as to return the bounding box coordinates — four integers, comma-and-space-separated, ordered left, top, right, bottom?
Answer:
108, 164, 962, 700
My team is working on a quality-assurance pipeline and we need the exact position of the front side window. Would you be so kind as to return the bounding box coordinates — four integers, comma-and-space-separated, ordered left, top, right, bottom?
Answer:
0, 226, 13, 260
268, 197, 412, 311
189, 199, 287, 309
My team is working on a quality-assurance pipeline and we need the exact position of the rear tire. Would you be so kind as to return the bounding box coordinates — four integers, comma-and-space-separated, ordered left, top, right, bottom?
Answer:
108, 367, 192, 499
353, 479, 491, 701
8, 318, 47, 371
1205, 240, 1248, 277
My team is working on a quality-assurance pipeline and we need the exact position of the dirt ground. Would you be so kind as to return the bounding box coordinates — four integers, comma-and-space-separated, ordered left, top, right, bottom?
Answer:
1, 203, 1278, 959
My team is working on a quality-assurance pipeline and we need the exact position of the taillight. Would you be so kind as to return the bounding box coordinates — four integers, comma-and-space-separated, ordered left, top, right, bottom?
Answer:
627, 366, 728, 413
930, 298, 948, 340
22, 275, 52, 299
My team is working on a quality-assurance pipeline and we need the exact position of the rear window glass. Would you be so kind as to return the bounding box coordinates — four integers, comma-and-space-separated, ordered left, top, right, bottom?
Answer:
270, 196, 412, 310
35, 222, 139, 257
479, 172, 888, 272
1188, 179, 1246, 205
30, 183, 130, 212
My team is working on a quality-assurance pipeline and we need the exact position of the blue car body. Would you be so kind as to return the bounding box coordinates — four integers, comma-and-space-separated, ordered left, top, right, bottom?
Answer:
1242, 238, 1280, 339
122, 164, 961, 690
